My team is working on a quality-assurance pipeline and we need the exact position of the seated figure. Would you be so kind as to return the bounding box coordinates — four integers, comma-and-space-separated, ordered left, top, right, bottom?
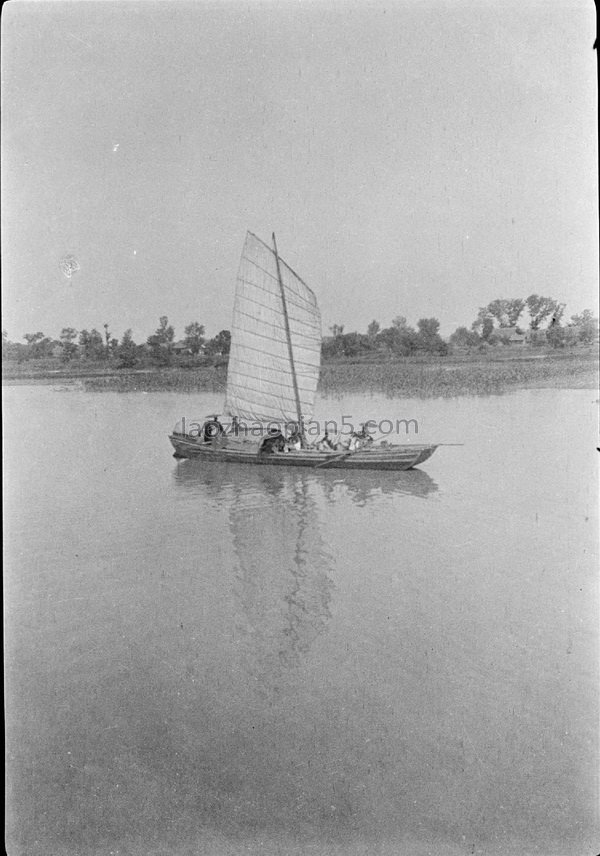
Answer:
259, 427, 286, 454
345, 423, 374, 452
315, 429, 338, 451
202, 416, 224, 443
286, 423, 303, 451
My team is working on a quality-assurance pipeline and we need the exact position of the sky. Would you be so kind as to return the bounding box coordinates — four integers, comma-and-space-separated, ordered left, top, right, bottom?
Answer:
2, 0, 598, 344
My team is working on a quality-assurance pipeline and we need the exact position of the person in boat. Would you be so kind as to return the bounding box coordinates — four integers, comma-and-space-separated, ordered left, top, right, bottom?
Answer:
315, 429, 338, 451
202, 416, 224, 443
345, 423, 374, 452
259, 427, 286, 454
286, 423, 303, 451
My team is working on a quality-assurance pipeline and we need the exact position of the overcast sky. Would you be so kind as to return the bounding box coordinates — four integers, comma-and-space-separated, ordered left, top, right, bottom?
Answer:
2, 0, 597, 343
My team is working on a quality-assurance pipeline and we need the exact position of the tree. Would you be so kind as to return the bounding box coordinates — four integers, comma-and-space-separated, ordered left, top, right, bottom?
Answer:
337, 331, 373, 357
548, 303, 566, 327
471, 306, 491, 333
506, 298, 526, 326
416, 318, 447, 354
470, 308, 499, 342
147, 316, 175, 364
367, 320, 380, 339
79, 328, 105, 361
321, 337, 344, 360
147, 316, 175, 347
546, 326, 566, 348
59, 327, 79, 361
22, 331, 54, 358
329, 323, 344, 338
2, 330, 18, 361
205, 329, 231, 356
485, 298, 525, 327
449, 326, 480, 348
481, 317, 495, 342
322, 330, 372, 358
60, 327, 78, 343
103, 323, 112, 356
391, 315, 408, 330
183, 322, 206, 355
526, 295, 561, 330
486, 299, 509, 327
377, 325, 419, 356
117, 329, 138, 367
417, 318, 440, 338
570, 309, 599, 344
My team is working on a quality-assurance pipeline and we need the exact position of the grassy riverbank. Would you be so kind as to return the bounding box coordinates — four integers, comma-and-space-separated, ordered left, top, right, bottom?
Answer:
3, 348, 597, 397
320, 350, 598, 397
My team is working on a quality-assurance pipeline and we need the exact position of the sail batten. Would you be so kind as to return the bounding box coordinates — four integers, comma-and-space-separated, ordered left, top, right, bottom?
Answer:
225, 374, 318, 396
233, 306, 321, 339
229, 324, 321, 355
227, 339, 320, 372
242, 258, 317, 306
225, 232, 322, 424
229, 366, 318, 391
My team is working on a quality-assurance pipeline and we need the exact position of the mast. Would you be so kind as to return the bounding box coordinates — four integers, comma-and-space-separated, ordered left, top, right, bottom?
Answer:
272, 232, 304, 436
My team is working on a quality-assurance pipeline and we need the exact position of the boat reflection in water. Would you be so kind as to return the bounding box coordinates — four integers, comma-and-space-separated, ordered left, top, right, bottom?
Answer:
311, 464, 438, 505
172, 462, 438, 696
173, 460, 438, 507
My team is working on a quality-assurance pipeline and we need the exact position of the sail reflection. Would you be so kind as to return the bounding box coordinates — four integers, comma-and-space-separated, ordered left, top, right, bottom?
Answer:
173, 462, 335, 692
172, 462, 438, 695
231, 469, 333, 673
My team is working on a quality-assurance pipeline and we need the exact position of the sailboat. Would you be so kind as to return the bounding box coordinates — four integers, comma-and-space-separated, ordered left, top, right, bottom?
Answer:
169, 232, 438, 470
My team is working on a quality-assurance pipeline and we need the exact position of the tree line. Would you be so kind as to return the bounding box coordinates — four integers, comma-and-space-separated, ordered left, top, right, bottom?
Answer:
3, 294, 597, 366
324, 317, 449, 359
325, 295, 598, 359
2, 318, 231, 367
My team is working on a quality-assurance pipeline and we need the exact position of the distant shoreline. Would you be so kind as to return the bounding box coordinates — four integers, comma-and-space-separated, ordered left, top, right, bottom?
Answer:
3, 348, 597, 397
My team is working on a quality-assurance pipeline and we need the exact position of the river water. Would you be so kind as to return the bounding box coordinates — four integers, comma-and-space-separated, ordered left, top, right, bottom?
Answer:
4, 384, 598, 856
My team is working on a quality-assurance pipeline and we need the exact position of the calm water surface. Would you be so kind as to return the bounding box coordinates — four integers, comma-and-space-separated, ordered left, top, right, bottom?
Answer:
4, 384, 598, 856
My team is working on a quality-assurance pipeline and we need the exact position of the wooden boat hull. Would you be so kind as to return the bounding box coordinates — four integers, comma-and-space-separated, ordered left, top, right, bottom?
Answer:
168, 434, 437, 470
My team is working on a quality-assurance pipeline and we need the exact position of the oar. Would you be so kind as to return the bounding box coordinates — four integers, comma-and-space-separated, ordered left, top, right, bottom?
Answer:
314, 451, 353, 468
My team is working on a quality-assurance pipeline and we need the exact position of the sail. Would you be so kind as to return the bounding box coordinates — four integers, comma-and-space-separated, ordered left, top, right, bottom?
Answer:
224, 232, 322, 425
